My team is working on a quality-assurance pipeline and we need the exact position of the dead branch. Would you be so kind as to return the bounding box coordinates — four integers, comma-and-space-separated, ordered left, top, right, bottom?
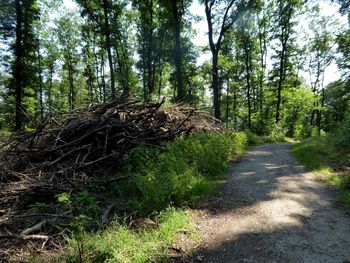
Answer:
21, 220, 47, 235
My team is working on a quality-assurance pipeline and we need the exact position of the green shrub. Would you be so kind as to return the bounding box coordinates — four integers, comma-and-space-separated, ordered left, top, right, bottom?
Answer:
127, 132, 248, 213
269, 124, 286, 142
245, 130, 264, 145
332, 117, 350, 150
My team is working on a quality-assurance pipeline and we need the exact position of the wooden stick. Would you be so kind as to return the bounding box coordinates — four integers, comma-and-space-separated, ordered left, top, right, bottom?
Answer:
0, 234, 49, 240
21, 220, 47, 235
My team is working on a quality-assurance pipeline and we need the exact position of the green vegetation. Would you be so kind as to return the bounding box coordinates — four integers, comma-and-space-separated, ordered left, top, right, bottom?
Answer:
292, 124, 350, 206
1, 0, 349, 260
35, 131, 247, 262
113, 131, 248, 214
64, 208, 196, 263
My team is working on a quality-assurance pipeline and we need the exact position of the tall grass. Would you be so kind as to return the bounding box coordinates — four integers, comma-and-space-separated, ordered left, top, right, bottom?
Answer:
64, 208, 196, 263
292, 136, 350, 206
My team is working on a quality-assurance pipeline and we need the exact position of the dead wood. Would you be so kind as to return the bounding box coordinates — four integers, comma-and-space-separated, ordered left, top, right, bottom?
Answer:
0, 234, 49, 241
0, 98, 223, 256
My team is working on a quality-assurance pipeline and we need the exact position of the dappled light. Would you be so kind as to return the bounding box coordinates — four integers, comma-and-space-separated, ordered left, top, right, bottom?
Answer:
0, 0, 349, 261
194, 143, 350, 262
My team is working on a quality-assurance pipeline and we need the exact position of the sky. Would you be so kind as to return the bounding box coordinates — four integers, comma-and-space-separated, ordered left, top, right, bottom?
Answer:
188, 0, 348, 86
43, 0, 350, 87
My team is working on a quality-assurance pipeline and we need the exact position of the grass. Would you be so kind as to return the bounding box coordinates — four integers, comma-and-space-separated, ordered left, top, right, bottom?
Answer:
292, 136, 350, 206
32, 131, 249, 262
64, 208, 197, 263
33, 130, 293, 262
33, 208, 198, 263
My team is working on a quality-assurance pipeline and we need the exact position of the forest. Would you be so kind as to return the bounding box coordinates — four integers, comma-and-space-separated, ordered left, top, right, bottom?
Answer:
0, 0, 350, 262
0, 0, 348, 135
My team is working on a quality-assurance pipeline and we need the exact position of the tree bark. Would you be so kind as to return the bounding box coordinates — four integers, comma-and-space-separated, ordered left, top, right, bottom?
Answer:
243, 38, 252, 129
276, 48, 284, 123
102, 0, 116, 99
212, 51, 221, 119
171, 0, 184, 102
225, 81, 230, 129
14, 0, 24, 131
37, 39, 44, 120
204, 0, 237, 120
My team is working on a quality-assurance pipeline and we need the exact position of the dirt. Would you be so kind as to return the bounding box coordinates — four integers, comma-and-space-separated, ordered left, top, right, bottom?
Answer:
192, 143, 350, 263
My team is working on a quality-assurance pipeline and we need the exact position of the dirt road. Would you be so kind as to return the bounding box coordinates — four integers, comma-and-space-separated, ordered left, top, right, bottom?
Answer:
194, 143, 350, 263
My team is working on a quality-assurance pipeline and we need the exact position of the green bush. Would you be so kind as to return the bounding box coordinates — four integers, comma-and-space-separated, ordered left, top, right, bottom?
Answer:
332, 117, 350, 150
269, 124, 286, 142
128, 132, 248, 213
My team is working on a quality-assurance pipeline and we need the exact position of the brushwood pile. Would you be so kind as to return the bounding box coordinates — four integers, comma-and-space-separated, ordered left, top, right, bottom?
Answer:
0, 98, 222, 228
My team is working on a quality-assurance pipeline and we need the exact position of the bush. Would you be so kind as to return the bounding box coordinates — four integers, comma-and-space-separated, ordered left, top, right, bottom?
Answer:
269, 124, 286, 142
126, 132, 248, 213
332, 117, 350, 150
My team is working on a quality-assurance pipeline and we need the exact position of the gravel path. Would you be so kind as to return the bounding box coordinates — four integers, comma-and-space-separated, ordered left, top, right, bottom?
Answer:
194, 143, 350, 263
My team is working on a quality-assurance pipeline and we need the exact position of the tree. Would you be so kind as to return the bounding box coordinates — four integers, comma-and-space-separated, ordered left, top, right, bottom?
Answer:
133, 0, 157, 101
77, 0, 116, 99
272, 0, 302, 123
56, 13, 81, 110
256, 0, 272, 114
308, 15, 335, 134
236, 13, 258, 129
203, 0, 252, 120
0, 0, 40, 130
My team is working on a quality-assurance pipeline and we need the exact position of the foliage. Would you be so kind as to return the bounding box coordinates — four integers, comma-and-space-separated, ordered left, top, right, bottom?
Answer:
292, 135, 350, 206
126, 132, 247, 213
55, 191, 101, 231
63, 208, 197, 263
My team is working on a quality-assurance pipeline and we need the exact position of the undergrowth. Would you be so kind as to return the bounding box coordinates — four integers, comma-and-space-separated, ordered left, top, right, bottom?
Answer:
40, 131, 248, 262
292, 136, 350, 206
64, 208, 196, 263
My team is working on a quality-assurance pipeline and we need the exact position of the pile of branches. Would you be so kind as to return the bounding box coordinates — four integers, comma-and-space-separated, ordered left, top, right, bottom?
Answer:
0, 98, 221, 214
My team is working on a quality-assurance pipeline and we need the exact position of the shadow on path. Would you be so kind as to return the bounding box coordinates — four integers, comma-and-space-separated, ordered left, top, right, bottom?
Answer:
178, 143, 350, 263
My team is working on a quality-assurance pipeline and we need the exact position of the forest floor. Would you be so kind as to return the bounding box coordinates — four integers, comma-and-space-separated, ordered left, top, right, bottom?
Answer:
187, 143, 350, 263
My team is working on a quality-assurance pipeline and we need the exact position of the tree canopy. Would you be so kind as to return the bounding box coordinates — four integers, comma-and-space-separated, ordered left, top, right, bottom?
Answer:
0, 0, 349, 136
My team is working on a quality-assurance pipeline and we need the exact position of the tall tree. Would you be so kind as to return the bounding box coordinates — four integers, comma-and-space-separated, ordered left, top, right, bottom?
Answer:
308, 16, 334, 134
256, 0, 272, 114
272, 0, 302, 123
1, 0, 40, 130
133, 0, 156, 100
171, 0, 184, 101
203, 0, 252, 120
77, 0, 116, 99
56, 14, 81, 110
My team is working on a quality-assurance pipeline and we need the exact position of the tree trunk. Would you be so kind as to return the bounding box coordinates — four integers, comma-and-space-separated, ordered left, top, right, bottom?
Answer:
233, 83, 237, 130
171, 0, 183, 102
14, 0, 23, 131
100, 52, 106, 102
92, 33, 102, 102
225, 81, 230, 129
37, 40, 44, 120
212, 51, 221, 120
158, 67, 163, 101
102, 0, 116, 99
67, 57, 75, 110
244, 41, 252, 129
48, 65, 53, 113
276, 48, 285, 123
